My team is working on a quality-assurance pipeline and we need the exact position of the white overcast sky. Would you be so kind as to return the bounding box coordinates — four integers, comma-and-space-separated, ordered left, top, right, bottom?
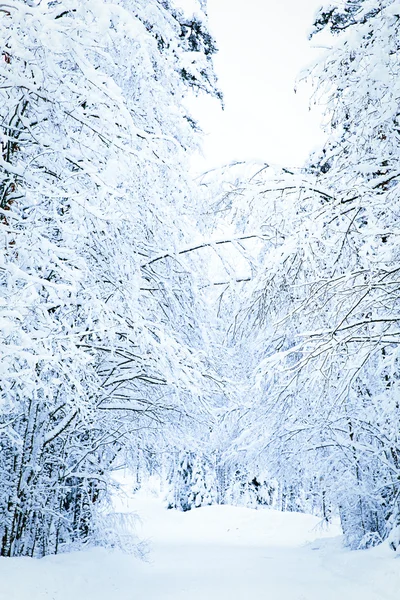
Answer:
184, 0, 328, 171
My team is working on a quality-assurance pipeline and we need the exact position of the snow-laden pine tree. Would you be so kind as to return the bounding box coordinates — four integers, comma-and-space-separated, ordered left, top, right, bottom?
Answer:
0, 0, 220, 557
213, 0, 400, 549
166, 451, 218, 511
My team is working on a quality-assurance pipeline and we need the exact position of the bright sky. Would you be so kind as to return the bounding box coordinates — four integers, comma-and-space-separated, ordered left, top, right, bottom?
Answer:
187, 0, 327, 171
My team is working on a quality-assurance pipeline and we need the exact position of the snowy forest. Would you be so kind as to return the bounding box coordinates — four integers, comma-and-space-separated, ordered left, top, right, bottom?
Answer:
1, 0, 400, 567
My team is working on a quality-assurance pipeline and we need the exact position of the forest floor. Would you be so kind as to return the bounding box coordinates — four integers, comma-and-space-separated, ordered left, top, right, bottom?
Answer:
0, 483, 399, 600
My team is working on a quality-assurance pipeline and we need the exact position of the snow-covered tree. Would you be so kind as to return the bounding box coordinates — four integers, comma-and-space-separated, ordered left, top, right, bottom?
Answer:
223, 0, 400, 549
0, 0, 220, 556
166, 450, 218, 511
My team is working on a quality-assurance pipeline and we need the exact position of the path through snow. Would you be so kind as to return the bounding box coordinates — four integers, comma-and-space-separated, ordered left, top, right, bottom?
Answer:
0, 488, 399, 599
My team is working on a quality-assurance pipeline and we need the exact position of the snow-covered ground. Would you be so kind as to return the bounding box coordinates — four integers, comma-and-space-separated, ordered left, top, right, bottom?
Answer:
1, 485, 399, 600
